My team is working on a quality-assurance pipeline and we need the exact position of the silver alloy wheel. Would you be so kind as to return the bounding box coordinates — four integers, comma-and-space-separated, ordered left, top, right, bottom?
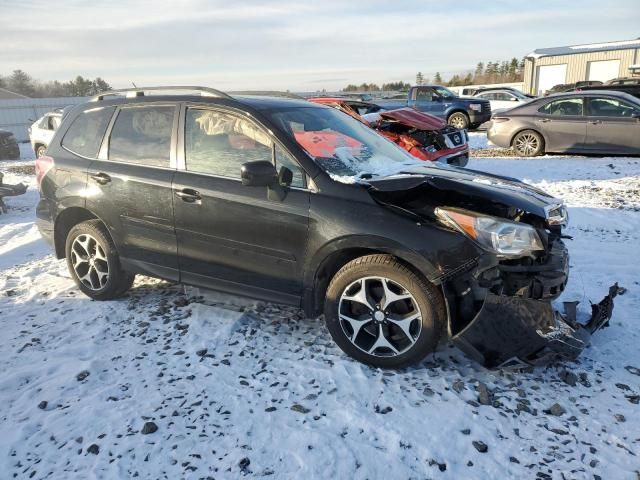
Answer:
70, 233, 109, 291
37, 146, 46, 157
515, 133, 539, 156
338, 276, 422, 357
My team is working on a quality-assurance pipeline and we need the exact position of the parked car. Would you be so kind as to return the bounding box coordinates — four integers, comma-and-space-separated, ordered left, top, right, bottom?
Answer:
487, 90, 640, 156
374, 85, 492, 130
573, 83, 640, 100
0, 129, 20, 160
545, 81, 603, 96
472, 88, 533, 113
605, 77, 640, 86
36, 86, 617, 369
29, 109, 64, 157
308, 97, 469, 167
464, 86, 536, 98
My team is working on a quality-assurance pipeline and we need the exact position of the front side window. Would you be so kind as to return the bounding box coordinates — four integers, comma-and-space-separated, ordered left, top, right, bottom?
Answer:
109, 106, 174, 167
538, 98, 584, 116
275, 144, 305, 188
62, 106, 115, 159
588, 98, 638, 117
184, 108, 273, 178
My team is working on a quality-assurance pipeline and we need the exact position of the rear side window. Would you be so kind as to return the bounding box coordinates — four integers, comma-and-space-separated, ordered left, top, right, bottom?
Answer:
62, 106, 115, 159
109, 106, 174, 167
538, 98, 584, 116
184, 108, 273, 178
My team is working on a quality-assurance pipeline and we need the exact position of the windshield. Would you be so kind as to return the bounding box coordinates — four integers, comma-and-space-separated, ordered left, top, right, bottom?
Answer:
267, 106, 426, 182
432, 86, 457, 98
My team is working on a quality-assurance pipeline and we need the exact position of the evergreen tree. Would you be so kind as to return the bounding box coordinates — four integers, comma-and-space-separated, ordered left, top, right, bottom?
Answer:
434, 72, 442, 84
8, 69, 36, 96
416, 72, 424, 86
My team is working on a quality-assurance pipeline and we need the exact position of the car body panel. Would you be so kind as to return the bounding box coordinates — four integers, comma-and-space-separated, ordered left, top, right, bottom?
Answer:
35, 91, 616, 367
30, 112, 62, 154
487, 90, 640, 155
374, 86, 492, 127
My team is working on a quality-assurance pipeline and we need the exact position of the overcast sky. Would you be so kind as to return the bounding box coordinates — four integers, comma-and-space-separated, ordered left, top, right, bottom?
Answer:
1, 0, 639, 91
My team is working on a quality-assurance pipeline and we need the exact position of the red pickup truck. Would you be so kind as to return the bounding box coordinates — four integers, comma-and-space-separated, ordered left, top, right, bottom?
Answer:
308, 97, 469, 167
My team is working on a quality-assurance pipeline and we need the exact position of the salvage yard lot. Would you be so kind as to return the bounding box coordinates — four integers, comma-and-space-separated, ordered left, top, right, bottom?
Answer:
1, 143, 639, 479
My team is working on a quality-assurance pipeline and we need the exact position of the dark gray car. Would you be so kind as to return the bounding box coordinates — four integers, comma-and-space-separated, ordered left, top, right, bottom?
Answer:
487, 91, 640, 156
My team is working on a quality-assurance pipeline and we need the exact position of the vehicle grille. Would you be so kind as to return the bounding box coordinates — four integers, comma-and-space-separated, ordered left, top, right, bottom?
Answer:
446, 131, 465, 146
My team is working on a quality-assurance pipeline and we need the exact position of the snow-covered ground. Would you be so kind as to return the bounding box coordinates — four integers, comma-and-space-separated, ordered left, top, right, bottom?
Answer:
1, 142, 640, 479
467, 131, 491, 150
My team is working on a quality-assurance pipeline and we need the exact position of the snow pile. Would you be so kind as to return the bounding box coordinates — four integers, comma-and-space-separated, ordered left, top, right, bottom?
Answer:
1, 154, 639, 479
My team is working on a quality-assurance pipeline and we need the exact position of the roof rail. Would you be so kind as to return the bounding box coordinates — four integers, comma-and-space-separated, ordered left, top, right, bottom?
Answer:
90, 86, 232, 101
228, 90, 306, 100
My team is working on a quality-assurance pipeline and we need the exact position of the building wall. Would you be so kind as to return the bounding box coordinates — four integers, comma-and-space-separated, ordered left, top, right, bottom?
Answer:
523, 47, 640, 95
0, 97, 87, 142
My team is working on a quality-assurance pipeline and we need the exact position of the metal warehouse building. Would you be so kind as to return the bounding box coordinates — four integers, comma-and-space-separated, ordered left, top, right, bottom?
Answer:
523, 38, 640, 95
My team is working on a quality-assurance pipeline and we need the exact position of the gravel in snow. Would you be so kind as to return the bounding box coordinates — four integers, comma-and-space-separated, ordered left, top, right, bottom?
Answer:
1, 142, 640, 479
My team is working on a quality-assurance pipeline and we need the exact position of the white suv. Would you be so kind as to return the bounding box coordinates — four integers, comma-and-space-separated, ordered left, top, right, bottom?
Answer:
29, 110, 63, 157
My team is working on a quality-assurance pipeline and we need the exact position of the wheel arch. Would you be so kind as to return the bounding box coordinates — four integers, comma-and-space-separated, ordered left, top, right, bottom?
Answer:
509, 127, 547, 149
446, 109, 469, 121
302, 235, 438, 318
53, 207, 114, 259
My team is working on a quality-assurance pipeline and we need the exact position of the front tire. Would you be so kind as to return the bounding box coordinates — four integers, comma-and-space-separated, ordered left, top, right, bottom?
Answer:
65, 220, 134, 300
324, 254, 445, 369
36, 145, 47, 158
448, 112, 470, 130
512, 130, 545, 157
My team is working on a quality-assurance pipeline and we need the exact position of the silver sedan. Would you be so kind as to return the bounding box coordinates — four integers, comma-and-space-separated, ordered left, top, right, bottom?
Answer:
487, 91, 640, 156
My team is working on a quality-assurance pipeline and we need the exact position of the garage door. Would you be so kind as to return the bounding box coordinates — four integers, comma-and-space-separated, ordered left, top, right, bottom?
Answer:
587, 60, 620, 82
536, 64, 567, 95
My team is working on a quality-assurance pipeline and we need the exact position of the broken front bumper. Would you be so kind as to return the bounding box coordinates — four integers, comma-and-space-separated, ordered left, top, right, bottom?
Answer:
452, 284, 621, 368
448, 238, 621, 368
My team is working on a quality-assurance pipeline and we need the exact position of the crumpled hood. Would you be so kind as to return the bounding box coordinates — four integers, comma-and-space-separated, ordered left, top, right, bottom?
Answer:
377, 108, 446, 130
366, 164, 561, 220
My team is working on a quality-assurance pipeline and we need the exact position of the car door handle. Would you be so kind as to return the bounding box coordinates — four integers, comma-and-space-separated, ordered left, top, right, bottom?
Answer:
589, 120, 602, 125
539, 118, 551, 123
175, 188, 201, 204
89, 172, 111, 185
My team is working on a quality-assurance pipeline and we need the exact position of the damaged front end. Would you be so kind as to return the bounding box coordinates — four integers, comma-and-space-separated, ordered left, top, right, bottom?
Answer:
367, 109, 470, 167
367, 169, 620, 368
0, 172, 27, 214
443, 221, 621, 368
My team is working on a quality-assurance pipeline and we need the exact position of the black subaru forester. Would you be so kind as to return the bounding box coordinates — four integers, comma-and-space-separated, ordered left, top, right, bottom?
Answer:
35, 86, 617, 369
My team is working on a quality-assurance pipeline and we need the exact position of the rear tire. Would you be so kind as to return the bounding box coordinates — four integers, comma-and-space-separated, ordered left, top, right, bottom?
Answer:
324, 254, 445, 369
36, 145, 47, 158
448, 112, 469, 130
65, 220, 135, 300
512, 130, 545, 157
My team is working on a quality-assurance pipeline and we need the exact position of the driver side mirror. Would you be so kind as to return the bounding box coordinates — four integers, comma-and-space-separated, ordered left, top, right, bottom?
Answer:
241, 160, 276, 187
240, 161, 290, 201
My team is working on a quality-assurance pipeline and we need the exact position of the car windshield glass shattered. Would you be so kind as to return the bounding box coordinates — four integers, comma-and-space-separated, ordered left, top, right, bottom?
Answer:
267, 107, 427, 182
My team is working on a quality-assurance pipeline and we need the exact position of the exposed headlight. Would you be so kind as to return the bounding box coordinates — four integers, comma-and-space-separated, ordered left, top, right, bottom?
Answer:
469, 104, 482, 112
436, 207, 544, 257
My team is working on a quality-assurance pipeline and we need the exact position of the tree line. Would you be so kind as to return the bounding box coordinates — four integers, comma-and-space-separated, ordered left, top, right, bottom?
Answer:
341, 58, 526, 92
0, 70, 112, 97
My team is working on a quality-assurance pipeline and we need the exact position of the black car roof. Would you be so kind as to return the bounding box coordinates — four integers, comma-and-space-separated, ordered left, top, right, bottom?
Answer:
84, 94, 318, 112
